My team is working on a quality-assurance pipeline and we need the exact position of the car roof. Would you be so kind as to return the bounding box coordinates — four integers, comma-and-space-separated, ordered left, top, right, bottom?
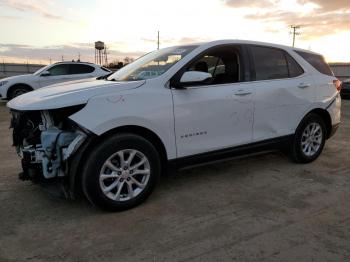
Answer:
182, 39, 323, 56
51, 61, 99, 66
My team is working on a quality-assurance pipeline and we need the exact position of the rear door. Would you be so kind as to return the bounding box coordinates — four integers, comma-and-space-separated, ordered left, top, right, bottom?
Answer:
248, 45, 315, 141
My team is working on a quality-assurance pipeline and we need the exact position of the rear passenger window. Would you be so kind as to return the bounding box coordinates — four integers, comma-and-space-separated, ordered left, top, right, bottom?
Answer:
296, 51, 333, 76
250, 46, 303, 81
69, 64, 95, 74
286, 53, 304, 77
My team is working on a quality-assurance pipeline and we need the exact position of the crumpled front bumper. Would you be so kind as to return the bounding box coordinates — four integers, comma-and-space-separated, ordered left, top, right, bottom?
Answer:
20, 129, 87, 179
11, 108, 90, 198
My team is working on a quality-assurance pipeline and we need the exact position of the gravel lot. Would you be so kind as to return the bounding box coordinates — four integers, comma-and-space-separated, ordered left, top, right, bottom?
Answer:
0, 100, 349, 262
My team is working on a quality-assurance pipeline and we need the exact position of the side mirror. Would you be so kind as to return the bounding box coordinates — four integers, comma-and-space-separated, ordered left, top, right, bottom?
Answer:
40, 71, 50, 77
179, 71, 212, 87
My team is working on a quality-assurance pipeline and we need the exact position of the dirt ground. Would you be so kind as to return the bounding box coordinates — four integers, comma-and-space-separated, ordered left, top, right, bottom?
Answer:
0, 100, 349, 262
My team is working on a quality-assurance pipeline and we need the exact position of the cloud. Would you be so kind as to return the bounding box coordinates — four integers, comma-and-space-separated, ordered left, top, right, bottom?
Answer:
0, 43, 145, 64
0, 0, 63, 20
224, 0, 350, 39
141, 36, 212, 45
223, 0, 274, 8
246, 9, 350, 39
298, 0, 350, 11
0, 14, 19, 19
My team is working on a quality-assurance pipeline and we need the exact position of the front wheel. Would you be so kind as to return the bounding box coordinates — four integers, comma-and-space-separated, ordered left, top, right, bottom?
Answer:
82, 133, 161, 211
290, 113, 326, 163
8, 86, 31, 100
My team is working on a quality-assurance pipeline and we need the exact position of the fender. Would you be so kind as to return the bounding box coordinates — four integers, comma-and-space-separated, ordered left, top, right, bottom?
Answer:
69, 85, 177, 159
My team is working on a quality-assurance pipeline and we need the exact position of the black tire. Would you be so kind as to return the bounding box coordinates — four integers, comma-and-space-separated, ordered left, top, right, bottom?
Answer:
82, 133, 161, 211
290, 113, 326, 163
8, 85, 31, 100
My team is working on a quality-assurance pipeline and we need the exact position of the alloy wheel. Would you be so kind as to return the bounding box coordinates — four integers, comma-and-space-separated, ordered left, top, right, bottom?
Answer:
301, 122, 323, 157
99, 149, 151, 201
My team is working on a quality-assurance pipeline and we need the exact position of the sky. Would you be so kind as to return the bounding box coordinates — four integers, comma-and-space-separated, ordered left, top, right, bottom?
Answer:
0, 0, 349, 64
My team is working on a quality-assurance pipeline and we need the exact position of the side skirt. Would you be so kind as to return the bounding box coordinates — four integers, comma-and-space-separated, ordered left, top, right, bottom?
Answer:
168, 135, 294, 171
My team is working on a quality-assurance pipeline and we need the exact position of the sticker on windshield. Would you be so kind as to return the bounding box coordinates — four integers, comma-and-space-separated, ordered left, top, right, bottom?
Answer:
172, 49, 187, 55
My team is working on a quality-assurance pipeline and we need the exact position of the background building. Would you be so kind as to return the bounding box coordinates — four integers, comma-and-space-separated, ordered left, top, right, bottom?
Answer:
329, 63, 350, 81
0, 63, 44, 78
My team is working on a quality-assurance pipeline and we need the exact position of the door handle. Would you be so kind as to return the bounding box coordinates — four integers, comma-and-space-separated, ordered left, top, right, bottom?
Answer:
298, 83, 311, 89
234, 90, 252, 96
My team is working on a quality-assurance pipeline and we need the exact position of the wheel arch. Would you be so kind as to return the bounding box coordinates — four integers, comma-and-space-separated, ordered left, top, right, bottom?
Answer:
304, 108, 332, 139
7, 83, 33, 98
68, 125, 169, 197
100, 125, 168, 164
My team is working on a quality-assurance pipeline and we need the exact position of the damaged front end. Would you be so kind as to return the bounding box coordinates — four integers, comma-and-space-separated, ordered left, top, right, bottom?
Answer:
10, 105, 89, 198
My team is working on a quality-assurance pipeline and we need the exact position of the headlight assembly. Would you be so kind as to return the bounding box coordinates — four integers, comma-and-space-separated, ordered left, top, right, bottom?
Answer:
0, 81, 8, 87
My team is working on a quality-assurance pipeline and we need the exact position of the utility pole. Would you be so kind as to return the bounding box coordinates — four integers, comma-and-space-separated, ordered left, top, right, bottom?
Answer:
61, 55, 64, 62
290, 25, 301, 47
157, 30, 160, 50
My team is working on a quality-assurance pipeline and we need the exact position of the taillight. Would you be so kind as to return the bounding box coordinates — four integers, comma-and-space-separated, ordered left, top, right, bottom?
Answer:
333, 79, 342, 92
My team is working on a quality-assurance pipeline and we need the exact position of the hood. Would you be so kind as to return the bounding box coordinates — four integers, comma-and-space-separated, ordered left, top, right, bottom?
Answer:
7, 79, 145, 111
41, 77, 98, 88
1, 74, 32, 82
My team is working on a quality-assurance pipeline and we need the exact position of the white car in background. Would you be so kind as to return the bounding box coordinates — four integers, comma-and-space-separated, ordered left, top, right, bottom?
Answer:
7, 40, 341, 211
0, 62, 111, 100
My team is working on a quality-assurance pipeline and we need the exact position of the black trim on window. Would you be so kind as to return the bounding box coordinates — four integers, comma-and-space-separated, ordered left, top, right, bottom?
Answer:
170, 44, 249, 89
296, 50, 333, 76
247, 44, 304, 81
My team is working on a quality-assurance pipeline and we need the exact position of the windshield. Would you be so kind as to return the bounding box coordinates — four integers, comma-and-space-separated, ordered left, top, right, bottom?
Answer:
33, 64, 52, 75
107, 45, 198, 81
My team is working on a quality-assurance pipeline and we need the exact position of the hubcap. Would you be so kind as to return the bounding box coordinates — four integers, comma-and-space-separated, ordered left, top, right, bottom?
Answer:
301, 122, 323, 157
99, 149, 150, 202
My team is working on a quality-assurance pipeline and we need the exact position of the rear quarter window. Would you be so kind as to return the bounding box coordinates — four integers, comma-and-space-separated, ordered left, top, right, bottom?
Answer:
250, 46, 304, 81
296, 51, 334, 76
69, 64, 95, 74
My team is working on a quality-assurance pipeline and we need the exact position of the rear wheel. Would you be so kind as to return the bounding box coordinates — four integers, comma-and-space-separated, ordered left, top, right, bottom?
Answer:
82, 133, 161, 211
290, 113, 326, 163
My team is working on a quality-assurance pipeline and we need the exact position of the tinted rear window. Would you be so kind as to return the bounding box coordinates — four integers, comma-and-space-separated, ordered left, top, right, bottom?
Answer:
69, 64, 95, 74
296, 51, 333, 76
250, 46, 304, 81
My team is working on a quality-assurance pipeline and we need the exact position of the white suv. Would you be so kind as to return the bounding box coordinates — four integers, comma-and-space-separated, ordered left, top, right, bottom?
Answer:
0, 62, 111, 100
7, 40, 341, 211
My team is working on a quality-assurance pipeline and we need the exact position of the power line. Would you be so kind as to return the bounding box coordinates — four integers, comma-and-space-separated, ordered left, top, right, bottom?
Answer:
157, 30, 160, 50
290, 25, 301, 47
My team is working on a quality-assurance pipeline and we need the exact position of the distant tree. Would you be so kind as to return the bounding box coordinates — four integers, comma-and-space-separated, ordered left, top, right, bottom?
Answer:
107, 59, 125, 69
123, 57, 135, 65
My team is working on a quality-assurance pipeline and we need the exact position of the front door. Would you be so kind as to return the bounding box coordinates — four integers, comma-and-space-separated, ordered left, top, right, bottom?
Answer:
171, 45, 255, 157
39, 64, 72, 87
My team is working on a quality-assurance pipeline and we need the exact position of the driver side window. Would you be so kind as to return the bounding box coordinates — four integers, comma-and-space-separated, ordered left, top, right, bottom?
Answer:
185, 46, 242, 86
48, 64, 69, 76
